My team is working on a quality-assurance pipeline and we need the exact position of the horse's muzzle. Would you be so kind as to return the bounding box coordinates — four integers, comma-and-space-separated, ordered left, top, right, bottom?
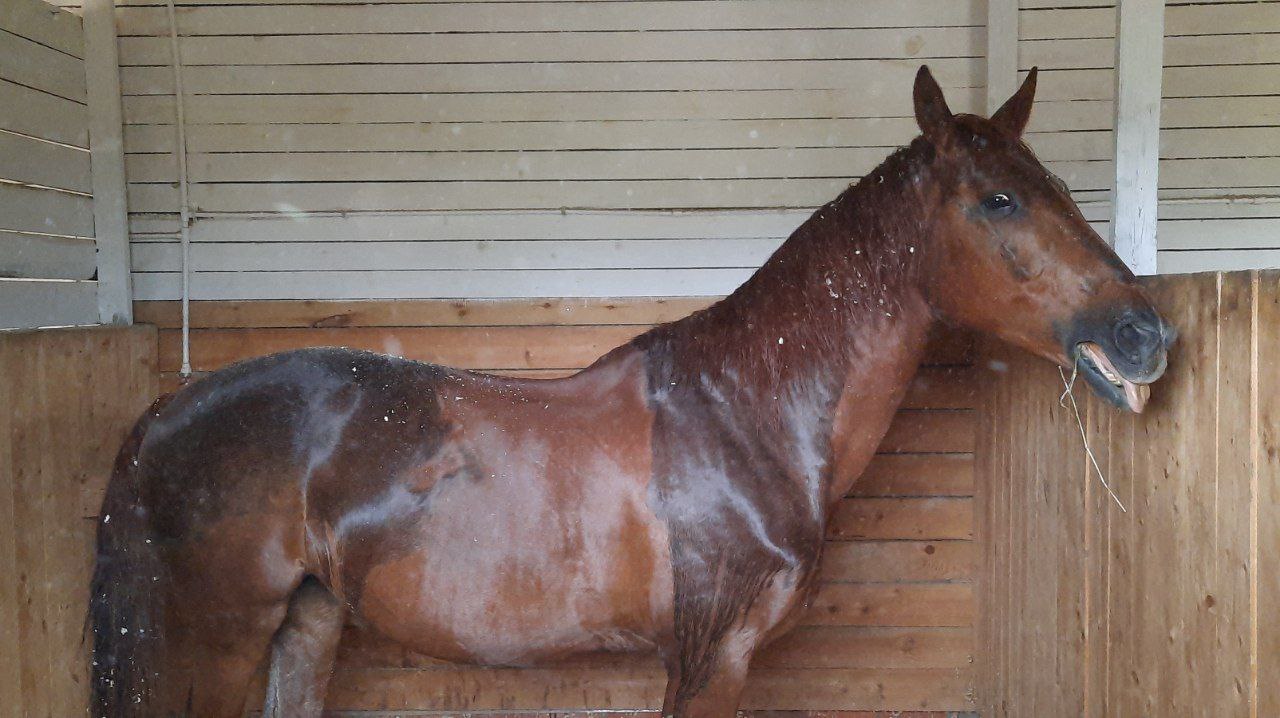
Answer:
1062, 305, 1175, 412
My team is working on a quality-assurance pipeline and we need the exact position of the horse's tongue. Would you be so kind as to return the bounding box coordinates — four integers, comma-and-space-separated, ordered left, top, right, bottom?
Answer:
1123, 378, 1149, 413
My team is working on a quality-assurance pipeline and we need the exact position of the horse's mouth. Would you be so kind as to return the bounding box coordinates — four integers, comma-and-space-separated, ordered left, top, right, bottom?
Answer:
1076, 342, 1151, 413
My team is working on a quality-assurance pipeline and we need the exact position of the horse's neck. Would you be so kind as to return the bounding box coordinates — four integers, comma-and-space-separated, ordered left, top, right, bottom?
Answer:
640, 191, 936, 509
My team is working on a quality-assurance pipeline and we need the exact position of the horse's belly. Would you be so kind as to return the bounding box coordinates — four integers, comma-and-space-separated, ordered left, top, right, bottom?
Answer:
354, 475, 673, 666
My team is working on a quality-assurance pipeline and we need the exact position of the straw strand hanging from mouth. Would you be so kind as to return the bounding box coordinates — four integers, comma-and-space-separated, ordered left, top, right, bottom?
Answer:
1059, 359, 1128, 513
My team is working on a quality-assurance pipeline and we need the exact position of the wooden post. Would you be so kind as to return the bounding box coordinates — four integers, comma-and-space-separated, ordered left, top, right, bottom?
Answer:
986, 0, 1019, 115
1110, 0, 1165, 276
83, 0, 133, 324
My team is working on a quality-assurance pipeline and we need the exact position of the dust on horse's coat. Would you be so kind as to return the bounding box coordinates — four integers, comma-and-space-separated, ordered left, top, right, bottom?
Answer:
90, 66, 1174, 717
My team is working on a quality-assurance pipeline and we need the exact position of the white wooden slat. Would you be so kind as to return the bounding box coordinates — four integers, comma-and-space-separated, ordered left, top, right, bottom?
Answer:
118, 59, 984, 96
1163, 97, 1280, 129
123, 147, 896, 184
1021, 8, 1114, 41
84, 0, 133, 324
1033, 65, 1280, 103
126, 178, 854, 213
130, 237, 785, 273
986, 0, 1018, 115
1024, 34, 1280, 72
123, 118, 923, 155
1159, 218, 1280, 250
121, 88, 987, 126
0, 131, 91, 193
118, 27, 984, 66
0, 0, 83, 58
1160, 127, 1280, 160
0, 79, 87, 147
130, 267, 757, 301
0, 183, 94, 237
114, 1, 985, 37
0, 278, 98, 329
1160, 158, 1280, 190
1158, 199, 1280, 220
1158, 249, 1280, 274
178, 211, 810, 244
0, 29, 87, 102
0, 231, 96, 280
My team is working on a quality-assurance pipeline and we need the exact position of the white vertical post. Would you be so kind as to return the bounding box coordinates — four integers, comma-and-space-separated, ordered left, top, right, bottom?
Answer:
1110, 0, 1165, 276
83, 0, 133, 324
986, 0, 1019, 115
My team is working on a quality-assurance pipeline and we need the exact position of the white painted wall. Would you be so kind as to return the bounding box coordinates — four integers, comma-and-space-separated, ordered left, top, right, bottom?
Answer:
0, 0, 98, 328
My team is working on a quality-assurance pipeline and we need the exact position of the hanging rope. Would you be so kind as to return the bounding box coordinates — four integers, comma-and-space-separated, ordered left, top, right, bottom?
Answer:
1058, 358, 1128, 513
165, 0, 192, 378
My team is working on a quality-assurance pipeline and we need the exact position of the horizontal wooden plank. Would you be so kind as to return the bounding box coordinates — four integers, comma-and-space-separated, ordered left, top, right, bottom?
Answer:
827, 497, 973, 541
157, 325, 974, 374
756, 626, 974, 670
125, 147, 891, 184
0, 0, 82, 58
130, 238, 783, 273
126, 179, 853, 214
0, 278, 97, 329
159, 324, 647, 372
0, 79, 87, 147
821, 540, 974, 582
803, 582, 974, 627
131, 268, 762, 301
124, 118, 923, 155
118, 59, 983, 96
0, 231, 96, 280
1159, 218, 1280, 250
134, 297, 719, 329
122, 87, 985, 126
334, 626, 974, 672
1158, 249, 1280, 274
115, 2, 985, 36
1160, 158, 1280, 190
119, 27, 983, 66
321, 665, 974, 712
878, 411, 975, 454
0, 131, 91, 193
0, 183, 93, 237
0, 29, 86, 103
850, 454, 974, 497
901, 367, 977, 410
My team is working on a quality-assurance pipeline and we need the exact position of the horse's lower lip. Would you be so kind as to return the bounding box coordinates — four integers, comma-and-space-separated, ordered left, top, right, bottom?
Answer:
1077, 342, 1149, 413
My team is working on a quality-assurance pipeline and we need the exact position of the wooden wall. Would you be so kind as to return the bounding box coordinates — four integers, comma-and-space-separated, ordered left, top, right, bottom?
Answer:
135, 297, 981, 715
0, 326, 158, 715
0, 0, 99, 328
976, 270, 1280, 716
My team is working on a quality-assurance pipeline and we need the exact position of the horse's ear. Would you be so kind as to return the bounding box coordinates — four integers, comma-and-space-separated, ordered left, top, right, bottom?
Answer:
913, 65, 954, 145
990, 67, 1038, 137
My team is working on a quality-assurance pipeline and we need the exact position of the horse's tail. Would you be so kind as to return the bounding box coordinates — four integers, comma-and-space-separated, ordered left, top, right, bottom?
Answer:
89, 394, 173, 716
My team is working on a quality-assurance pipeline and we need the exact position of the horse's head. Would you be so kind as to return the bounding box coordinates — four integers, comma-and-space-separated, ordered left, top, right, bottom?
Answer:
911, 66, 1174, 412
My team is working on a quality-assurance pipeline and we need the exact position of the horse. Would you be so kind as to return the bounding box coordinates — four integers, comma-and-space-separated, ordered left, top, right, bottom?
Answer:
90, 65, 1175, 717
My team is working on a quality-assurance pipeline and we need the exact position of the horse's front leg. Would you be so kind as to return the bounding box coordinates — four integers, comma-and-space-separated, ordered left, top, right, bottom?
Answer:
659, 571, 811, 718
660, 630, 756, 718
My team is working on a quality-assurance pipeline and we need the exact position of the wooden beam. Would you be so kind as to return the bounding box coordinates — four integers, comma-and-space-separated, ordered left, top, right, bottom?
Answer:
1110, 0, 1165, 275
986, 0, 1019, 115
84, 0, 133, 324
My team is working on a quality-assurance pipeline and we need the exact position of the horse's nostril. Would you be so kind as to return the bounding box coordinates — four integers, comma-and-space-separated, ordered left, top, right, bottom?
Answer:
1114, 317, 1161, 359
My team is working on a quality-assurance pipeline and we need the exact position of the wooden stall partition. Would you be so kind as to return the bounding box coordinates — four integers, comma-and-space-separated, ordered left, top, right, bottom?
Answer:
135, 298, 981, 715
976, 270, 1280, 716
0, 326, 158, 716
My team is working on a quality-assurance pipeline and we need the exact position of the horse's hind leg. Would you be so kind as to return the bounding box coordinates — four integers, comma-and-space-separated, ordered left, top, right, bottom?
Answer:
263, 578, 346, 717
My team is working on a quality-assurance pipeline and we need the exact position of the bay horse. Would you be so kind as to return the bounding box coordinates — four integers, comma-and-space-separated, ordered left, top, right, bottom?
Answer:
90, 66, 1174, 717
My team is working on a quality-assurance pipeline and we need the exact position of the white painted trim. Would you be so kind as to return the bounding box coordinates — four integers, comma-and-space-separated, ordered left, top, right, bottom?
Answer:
84, 0, 134, 323
986, 0, 1019, 115
1109, 0, 1165, 276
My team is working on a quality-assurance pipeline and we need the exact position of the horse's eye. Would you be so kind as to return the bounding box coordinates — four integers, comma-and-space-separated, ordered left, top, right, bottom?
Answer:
980, 192, 1018, 217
